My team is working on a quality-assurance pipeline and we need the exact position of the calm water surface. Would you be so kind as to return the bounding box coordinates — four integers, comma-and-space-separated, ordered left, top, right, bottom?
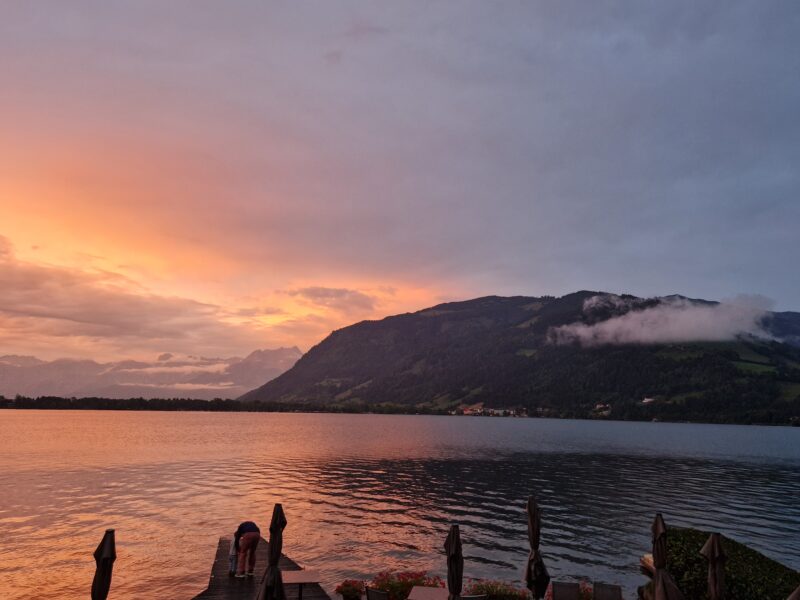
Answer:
1, 411, 799, 599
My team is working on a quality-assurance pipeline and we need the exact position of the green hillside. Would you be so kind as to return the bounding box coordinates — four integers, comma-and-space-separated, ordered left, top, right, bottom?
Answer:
239, 292, 800, 424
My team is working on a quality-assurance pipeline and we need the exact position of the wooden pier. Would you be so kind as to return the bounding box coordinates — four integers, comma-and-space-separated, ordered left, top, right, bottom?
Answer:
192, 538, 333, 600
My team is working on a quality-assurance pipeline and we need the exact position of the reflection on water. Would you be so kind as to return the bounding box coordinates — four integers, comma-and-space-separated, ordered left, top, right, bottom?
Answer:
0, 411, 799, 599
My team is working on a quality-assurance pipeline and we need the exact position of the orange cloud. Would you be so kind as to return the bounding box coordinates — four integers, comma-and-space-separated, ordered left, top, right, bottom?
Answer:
0, 235, 447, 360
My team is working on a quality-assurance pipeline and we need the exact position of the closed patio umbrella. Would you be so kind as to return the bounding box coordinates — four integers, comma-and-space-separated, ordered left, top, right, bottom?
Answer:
653, 569, 686, 600
91, 529, 116, 600
444, 524, 463, 600
524, 495, 550, 600
699, 533, 725, 600
652, 514, 668, 570
257, 504, 288, 600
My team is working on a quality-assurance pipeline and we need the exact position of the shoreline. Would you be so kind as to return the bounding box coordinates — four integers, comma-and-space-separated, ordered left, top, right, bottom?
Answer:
1, 402, 799, 428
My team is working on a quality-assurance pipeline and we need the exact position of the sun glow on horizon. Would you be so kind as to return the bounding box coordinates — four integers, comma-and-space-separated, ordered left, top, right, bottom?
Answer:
0, 225, 453, 361
0, 113, 465, 362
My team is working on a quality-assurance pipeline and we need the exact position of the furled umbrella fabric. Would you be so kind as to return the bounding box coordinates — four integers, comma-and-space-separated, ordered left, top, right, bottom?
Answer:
91, 529, 116, 600
257, 504, 288, 600
652, 514, 668, 570
444, 524, 463, 600
699, 533, 726, 600
524, 495, 550, 600
652, 569, 686, 600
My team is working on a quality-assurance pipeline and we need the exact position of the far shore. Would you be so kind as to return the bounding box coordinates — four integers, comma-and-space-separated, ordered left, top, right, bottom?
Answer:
2, 396, 799, 427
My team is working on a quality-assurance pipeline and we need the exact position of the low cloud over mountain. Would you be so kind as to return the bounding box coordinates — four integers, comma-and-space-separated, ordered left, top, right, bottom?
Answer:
0, 347, 301, 400
549, 294, 775, 346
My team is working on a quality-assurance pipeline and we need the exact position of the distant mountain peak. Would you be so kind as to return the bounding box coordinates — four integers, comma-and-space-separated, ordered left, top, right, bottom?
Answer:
0, 355, 46, 367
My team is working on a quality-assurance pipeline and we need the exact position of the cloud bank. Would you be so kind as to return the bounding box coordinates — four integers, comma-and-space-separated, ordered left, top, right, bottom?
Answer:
549, 295, 774, 346
0, 235, 420, 360
0, 235, 259, 357
1, 1, 799, 309
0, 236, 332, 358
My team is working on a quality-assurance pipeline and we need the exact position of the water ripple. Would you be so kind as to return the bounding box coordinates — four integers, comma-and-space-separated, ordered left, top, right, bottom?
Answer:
0, 412, 798, 599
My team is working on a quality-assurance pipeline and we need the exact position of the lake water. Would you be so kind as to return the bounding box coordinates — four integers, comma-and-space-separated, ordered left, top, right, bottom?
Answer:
0, 411, 799, 599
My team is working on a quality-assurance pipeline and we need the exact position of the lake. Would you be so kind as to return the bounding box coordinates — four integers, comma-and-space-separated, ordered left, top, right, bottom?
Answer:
0, 411, 798, 599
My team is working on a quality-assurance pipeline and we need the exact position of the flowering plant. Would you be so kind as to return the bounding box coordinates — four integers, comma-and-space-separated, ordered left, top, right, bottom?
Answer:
464, 579, 530, 600
370, 570, 445, 600
336, 579, 366, 598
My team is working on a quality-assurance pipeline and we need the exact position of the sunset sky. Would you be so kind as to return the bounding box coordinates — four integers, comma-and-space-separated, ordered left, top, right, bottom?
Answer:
1, 1, 799, 361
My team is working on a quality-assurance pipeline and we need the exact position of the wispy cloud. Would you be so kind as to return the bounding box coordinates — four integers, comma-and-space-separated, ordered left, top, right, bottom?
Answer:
343, 22, 390, 40
284, 286, 377, 316
232, 306, 286, 318
324, 49, 343, 65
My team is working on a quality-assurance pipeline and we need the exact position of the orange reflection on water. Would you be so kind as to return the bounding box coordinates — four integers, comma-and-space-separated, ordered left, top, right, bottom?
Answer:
2, 410, 800, 599
0, 410, 456, 599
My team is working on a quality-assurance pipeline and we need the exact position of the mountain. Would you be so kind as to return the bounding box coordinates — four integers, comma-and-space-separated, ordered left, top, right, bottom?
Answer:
0, 347, 302, 400
239, 293, 800, 424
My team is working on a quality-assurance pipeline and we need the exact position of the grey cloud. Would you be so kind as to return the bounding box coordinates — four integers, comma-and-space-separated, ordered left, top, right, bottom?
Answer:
0, 3, 798, 307
285, 286, 376, 315
343, 22, 390, 40
324, 49, 343, 65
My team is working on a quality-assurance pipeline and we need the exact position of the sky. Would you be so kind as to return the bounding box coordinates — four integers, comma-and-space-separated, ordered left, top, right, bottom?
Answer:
1, 1, 799, 361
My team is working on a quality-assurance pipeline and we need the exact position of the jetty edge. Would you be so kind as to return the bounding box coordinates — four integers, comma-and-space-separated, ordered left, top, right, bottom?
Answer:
192, 536, 332, 600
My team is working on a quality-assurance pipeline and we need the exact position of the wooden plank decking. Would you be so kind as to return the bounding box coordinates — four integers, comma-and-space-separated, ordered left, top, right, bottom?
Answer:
192, 537, 333, 600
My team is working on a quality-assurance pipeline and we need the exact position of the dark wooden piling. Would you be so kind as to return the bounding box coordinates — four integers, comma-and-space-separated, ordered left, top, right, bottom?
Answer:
192, 538, 332, 600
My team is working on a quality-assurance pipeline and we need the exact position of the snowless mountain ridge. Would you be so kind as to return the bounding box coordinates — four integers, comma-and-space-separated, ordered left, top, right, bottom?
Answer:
0, 347, 302, 400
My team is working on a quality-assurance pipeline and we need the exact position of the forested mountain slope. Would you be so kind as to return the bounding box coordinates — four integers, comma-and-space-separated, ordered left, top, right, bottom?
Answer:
239, 292, 800, 424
